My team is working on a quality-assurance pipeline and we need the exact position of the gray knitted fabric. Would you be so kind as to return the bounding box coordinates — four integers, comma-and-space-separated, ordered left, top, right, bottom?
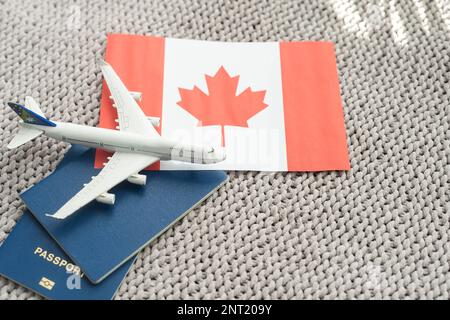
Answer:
0, 0, 449, 300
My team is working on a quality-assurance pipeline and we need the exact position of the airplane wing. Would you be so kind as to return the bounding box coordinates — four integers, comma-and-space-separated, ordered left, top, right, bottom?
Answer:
99, 60, 159, 137
46, 152, 158, 220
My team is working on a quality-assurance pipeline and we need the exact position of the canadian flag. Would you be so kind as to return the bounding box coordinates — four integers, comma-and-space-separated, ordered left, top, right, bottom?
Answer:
96, 34, 350, 171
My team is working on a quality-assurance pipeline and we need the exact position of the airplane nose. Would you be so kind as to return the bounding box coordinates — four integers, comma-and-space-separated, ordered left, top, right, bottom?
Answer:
215, 148, 226, 161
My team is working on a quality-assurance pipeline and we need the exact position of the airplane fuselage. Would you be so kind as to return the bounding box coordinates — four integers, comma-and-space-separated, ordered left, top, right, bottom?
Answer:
22, 121, 225, 164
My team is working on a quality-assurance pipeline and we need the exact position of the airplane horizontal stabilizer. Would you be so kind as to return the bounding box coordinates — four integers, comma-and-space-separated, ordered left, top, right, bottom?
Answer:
7, 125, 43, 149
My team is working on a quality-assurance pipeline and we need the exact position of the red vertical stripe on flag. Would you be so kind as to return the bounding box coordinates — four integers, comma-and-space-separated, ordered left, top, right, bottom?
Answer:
279, 42, 350, 171
95, 34, 165, 170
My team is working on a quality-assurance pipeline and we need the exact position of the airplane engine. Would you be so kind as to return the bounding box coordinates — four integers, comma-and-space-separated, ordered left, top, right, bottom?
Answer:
147, 116, 160, 127
95, 192, 115, 205
129, 91, 142, 101
127, 174, 147, 186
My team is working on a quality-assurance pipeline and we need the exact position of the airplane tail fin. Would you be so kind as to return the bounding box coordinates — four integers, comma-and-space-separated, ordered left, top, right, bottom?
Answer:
6, 97, 55, 149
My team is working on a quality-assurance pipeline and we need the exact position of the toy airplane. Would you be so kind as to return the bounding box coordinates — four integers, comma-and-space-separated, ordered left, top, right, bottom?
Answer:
6, 60, 226, 220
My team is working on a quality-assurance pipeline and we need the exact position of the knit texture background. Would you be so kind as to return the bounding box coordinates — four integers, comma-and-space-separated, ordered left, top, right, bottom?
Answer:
0, 0, 449, 299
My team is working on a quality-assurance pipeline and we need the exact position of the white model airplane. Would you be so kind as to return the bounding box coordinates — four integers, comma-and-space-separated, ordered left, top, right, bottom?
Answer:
6, 60, 226, 220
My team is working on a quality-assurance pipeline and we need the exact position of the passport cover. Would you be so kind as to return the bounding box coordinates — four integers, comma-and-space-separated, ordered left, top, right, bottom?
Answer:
21, 145, 228, 283
0, 211, 134, 300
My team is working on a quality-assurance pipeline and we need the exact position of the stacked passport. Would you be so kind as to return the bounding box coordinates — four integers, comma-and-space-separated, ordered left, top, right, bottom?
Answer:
0, 145, 227, 299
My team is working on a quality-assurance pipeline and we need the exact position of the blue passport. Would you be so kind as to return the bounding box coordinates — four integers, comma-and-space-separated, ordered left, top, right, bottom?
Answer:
0, 211, 134, 299
21, 145, 228, 283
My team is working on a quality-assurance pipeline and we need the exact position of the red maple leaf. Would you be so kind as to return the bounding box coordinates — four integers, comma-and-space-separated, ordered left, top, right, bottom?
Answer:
177, 66, 268, 146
